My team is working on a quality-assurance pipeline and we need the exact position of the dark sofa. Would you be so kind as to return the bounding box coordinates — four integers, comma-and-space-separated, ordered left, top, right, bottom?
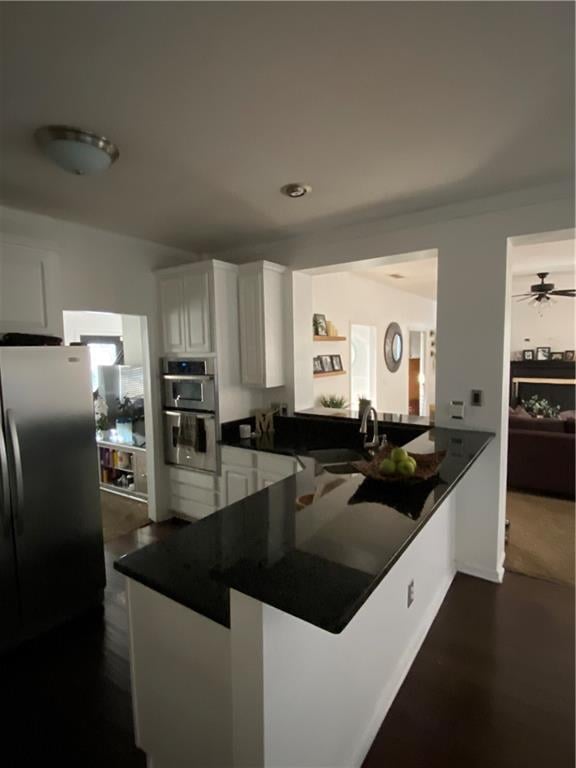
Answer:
507, 415, 575, 498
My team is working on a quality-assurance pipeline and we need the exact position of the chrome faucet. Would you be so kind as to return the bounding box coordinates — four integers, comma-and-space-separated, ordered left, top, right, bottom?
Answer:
360, 407, 386, 453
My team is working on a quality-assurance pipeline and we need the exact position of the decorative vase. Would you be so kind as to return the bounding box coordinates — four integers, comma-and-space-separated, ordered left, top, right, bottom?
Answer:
358, 398, 372, 416
116, 418, 133, 444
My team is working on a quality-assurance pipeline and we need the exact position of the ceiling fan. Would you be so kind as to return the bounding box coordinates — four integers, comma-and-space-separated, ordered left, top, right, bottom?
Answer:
513, 272, 575, 307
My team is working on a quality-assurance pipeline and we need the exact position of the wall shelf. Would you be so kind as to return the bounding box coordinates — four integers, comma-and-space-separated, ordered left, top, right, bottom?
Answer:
313, 335, 347, 342
314, 370, 347, 378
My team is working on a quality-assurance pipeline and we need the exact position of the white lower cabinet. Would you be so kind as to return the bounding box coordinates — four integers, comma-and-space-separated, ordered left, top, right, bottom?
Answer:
168, 448, 301, 520
168, 466, 220, 520
222, 466, 258, 505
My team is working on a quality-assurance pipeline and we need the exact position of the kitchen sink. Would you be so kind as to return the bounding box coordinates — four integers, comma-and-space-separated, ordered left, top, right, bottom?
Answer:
307, 448, 367, 474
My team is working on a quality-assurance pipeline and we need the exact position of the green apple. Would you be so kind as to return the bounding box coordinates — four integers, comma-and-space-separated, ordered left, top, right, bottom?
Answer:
379, 458, 397, 475
407, 456, 417, 470
397, 460, 416, 477
390, 447, 408, 463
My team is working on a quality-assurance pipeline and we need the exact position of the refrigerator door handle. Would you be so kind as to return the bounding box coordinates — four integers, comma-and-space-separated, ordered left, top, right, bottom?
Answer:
6, 410, 24, 535
0, 420, 11, 536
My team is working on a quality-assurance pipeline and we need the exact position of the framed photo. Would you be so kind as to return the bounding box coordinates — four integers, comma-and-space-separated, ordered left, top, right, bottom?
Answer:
536, 346, 551, 361
522, 349, 534, 361
313, 356, 323, 374
331, 354, 343, 371
313, 314, 328, 336
551, 352, 564, 361
320, 355, 333, 372
564, 350, 575, 361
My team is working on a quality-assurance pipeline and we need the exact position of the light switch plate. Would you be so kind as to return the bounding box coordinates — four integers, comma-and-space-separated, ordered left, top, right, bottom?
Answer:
449, 400, 465, 420
471, 390, 483, 406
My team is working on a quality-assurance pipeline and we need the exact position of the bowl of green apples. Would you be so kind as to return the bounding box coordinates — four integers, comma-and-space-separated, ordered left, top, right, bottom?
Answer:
353, 445, 445, 484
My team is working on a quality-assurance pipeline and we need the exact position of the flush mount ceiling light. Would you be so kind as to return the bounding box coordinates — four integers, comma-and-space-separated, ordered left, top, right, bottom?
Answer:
34, 125, 120, 175
281, 183, 312, 198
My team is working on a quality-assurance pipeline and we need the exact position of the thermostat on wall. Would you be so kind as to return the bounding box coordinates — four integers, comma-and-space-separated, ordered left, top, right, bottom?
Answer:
449, 400, 465, 420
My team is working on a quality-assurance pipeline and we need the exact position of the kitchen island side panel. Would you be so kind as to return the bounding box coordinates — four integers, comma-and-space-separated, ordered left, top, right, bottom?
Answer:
230, 493, 455, 768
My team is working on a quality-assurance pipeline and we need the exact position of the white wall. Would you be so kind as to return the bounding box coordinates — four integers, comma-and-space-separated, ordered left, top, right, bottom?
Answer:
62, 310, 123, 343
218, 182, 574, 583
311, 272, 436, 413
510, 271, 575, 355
0, 205, 197, 520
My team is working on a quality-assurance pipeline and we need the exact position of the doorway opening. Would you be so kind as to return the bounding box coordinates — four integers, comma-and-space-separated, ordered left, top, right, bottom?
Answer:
63, 310, 154, 542
408, 330, 429, 417
505, 229, 575, 586
350, 324, 377, 409
296, 249, 437, 417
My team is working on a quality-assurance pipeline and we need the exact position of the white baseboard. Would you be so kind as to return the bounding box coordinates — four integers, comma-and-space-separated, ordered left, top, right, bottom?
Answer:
351, 567, 457, 768
456, 560, 504, 584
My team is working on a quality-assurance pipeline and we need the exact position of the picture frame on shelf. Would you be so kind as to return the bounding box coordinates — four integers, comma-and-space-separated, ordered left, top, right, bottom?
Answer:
551, 352, 564, 361
535, 346, 551, 361
331, 354, 343, 371
522, 349, 534, 361
320, 355, 333, 372
313, 356, 323, 374
564, 350, 575, 361
313, 314, 328, 336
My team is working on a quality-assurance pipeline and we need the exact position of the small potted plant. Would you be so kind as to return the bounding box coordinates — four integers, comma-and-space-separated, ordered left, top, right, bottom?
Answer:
319, 394, 347, 409
521, 395, 560, 419
115, 396, 141, 444
93, 390, 110, 441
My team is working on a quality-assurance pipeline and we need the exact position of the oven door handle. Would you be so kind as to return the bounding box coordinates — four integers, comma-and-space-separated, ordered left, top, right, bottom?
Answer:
163, 410, 214, 419
162, 374, 213, 382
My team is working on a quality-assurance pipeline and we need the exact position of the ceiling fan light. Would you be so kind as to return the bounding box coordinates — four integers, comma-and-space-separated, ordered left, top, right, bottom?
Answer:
34, 125, 119, 175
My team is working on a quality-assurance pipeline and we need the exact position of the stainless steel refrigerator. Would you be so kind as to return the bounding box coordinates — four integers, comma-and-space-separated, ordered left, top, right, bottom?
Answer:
0, 346, 105, 652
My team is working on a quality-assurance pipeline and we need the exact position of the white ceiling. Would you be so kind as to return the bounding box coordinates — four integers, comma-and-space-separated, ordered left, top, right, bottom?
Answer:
334, 236, 574, 300
510, 237, 575, 277
355, 257, 439, 300
0, 2, 573, 252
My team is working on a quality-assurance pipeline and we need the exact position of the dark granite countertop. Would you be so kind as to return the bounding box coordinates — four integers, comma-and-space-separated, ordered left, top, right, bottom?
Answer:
219, 413, 429, 458
115, 427, 494, 634
296, 406, 432, 428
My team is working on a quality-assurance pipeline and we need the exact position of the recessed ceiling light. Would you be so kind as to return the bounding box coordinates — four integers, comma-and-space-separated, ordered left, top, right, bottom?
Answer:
34, 125, 120, 175
281, 183, 312, 198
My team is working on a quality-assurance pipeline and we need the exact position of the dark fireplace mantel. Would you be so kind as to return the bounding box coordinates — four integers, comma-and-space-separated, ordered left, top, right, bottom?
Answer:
510, 360, 576, 411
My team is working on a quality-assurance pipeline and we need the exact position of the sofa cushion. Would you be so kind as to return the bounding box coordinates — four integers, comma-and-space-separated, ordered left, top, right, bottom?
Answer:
509, 415, 565, 433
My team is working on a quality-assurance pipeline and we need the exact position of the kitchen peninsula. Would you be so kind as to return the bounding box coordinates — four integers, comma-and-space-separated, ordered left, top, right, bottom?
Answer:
116, 427, 493, 768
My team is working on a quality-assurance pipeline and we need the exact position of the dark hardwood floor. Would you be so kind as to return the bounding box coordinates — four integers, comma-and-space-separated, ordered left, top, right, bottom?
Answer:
362, 572, 575, 768
0, 522, 573, 768
0, 520, 186, 768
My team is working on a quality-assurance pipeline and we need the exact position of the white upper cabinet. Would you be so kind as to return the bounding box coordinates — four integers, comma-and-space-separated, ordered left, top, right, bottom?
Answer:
159, 275, 186, 354
238, 261, 287, 388
0, 239, 61, 337
183, 271, 211, 354
158, 263, 213, 355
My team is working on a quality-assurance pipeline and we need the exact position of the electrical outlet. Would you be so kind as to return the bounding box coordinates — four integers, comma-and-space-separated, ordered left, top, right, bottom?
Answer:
407, 579, 415, 608
449, 400, 465, 420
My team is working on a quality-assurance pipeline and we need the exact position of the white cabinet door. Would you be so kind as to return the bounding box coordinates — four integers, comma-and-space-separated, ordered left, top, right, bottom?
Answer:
159, 268, 213, 356
0, 240, 60, 336
257, 470, 287, 490
223, 466, 257, 505
183, 271, 212, 354
159, 275, 186, 354
238, 267, 265, 385
257, 453, 300, 490
238, 261, 286, 388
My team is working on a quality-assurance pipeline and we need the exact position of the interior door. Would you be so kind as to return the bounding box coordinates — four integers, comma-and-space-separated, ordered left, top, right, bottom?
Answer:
0, 347, 105, 632
0, 415, 20, 650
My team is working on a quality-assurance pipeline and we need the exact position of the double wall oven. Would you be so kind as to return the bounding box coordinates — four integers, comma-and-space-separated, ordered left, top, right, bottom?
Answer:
162, 357, 219, 473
